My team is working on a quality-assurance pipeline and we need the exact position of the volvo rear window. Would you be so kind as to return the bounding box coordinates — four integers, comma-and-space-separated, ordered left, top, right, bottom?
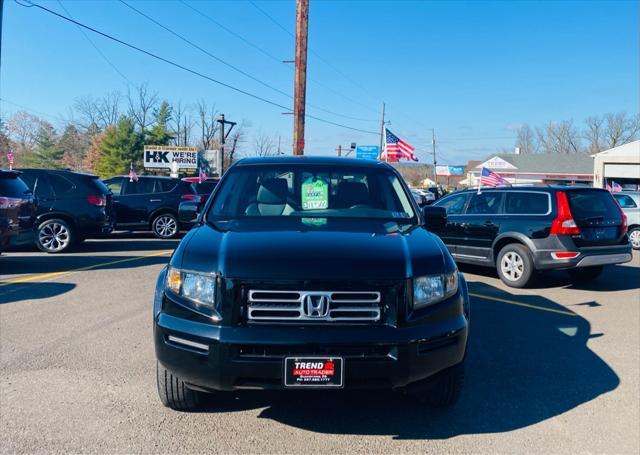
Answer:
566, 190, 621, 221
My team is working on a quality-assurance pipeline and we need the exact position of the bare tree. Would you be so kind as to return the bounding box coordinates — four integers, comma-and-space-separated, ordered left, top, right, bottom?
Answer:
127, 83, 159, 135
171, 101, 193, 147
584, 115, 605, 154
536, 120, 582, 154
515, 124, 537, 154
6, 111, 42, 154
226, 120, 249, 164
252, 130, 277, 157
602, 112, 640, 149
72, 91, 121, 132
195, 100, 219, 150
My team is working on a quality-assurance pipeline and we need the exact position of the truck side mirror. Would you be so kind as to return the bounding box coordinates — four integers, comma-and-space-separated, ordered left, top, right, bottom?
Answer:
422, 206, 447, 231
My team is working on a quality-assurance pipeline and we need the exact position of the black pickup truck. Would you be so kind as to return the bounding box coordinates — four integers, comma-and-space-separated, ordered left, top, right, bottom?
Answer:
153, 156, 470, 410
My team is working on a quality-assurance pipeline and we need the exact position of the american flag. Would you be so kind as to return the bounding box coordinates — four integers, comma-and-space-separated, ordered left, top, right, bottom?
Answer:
128, 162, 139, 183
382, 129, 417, 162
198, 166, 208, 184
611, 181, 622, 193
480, 167, 509, 187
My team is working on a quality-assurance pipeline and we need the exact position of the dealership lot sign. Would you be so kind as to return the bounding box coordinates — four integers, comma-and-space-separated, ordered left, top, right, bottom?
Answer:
143, 146, 198, 170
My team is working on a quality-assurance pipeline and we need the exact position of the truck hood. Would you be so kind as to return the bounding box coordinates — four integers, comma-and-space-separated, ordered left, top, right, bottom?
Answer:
175, 218, 451, 280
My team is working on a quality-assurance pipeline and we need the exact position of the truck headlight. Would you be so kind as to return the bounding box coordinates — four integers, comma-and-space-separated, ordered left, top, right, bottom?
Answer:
166, 267, 216, 311
413, 271, 458, 310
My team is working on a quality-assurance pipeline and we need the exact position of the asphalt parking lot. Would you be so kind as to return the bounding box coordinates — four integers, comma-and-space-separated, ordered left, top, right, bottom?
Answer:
1, 235, 639, 454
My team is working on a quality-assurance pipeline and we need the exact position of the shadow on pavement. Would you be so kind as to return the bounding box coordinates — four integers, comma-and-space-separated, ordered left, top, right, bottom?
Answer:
458, 262, 640, 292
0, 282, 76, 304
195, 283, 619, 440
0, 254, 170, 277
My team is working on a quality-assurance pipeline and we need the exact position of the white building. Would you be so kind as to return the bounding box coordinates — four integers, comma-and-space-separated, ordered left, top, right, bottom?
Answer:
592, 141, 640, 190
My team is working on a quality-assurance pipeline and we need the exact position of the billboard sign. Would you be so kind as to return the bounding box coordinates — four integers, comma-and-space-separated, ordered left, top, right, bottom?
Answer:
436, 165, 465, 176
144, 146, 198, 170
355, 145, 379, 160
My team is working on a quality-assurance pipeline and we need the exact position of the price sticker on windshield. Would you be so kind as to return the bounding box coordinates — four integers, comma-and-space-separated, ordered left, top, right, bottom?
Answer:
302, 177, 329, 210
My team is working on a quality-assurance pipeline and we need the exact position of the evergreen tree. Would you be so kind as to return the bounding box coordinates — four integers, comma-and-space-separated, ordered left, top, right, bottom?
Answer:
147, 101, 173, 145
96, 117, 143, 178
29, 122, 64, 169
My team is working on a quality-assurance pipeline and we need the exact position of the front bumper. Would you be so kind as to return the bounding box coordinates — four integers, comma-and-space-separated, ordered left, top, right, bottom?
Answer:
155, 313, 467, 391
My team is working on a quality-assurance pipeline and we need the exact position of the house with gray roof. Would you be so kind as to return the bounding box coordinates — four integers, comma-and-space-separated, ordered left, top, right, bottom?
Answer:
466, 153, 594, 186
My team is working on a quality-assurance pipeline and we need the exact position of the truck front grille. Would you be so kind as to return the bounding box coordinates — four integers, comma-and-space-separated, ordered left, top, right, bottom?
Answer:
247, 290, 381, 322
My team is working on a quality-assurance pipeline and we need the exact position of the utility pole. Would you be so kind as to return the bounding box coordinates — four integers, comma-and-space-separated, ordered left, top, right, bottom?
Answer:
379, 102, 386, 161
293, 0, 308, 155
337, 144, 342, 157
277, 135, 281, 155
432, 128, 437, 183
216, 114, 236, 176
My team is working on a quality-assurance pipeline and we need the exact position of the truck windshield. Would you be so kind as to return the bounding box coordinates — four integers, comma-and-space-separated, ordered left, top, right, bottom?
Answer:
207, 164, 416, 221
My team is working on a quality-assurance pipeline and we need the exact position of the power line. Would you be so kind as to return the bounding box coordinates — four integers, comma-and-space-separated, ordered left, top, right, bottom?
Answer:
119, 0, 374, 123
247, 0, 381, 114
180, 0, 377, 121
17, 1, 379, 136
0, 97, 62, 121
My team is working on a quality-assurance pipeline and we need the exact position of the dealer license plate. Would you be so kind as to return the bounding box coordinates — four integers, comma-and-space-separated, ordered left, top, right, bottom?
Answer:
284, 357, 344, 387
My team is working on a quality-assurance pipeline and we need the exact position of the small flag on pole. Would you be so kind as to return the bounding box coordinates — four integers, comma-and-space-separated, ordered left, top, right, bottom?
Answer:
7, 151, 15, 170
605, 180, 612, 192
128, 162, 139, 182
480, 167, 509, 187
611, 181, 622, 193
382, 129, 417, 162
198, 166, 208, 184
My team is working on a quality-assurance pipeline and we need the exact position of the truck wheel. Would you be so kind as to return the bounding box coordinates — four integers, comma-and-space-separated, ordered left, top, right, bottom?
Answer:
568, 266, 603, 281
156, 361, 200, 411
496, 244, 536, 288
407, 362, 465, 407
152, 214, 179, 239
36, 219, 74, 253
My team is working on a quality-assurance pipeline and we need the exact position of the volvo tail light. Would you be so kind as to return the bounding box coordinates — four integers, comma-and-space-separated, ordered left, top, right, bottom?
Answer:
550, 191, 580, 235
87, 195, 107, 207
612, 197, 628, 235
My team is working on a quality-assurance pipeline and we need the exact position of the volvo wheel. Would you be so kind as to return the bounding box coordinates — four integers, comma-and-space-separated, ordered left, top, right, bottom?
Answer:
37, 219, 74, 253
629, 227, 640, 250
496, 244, 536, 288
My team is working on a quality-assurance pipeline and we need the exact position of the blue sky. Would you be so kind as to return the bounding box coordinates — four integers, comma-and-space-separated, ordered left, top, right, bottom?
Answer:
1, 0, 638, 164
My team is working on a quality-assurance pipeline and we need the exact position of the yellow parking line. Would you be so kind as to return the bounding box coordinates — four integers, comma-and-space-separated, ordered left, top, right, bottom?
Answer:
0, 250, 172, 287
469, 292, 578, 317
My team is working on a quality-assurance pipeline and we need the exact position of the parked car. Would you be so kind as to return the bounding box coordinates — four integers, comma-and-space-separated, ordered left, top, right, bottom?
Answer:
411, 187, 436, 205
154, 156, 469, 410
613, 191, 640, 249
103, 175, 197, 239
18, 169, 113, 253
181, 177, 219, 202
431, 186, 632, 287
0, 170, 36, 253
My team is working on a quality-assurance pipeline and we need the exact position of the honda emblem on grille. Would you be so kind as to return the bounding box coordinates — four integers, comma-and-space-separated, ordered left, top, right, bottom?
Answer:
303, 293, 330, 318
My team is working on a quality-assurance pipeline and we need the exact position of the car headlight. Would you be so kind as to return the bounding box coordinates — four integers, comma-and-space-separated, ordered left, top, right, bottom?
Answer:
413, 271, 458, 310
166, 266, 217, 313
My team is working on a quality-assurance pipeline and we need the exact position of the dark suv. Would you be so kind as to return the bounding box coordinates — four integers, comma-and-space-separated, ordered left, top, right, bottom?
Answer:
18, 169, 113, 253
153, 157, 469, 410
1, 170, 36, 253
103, 176, 196, 239
431, 186, 632, 287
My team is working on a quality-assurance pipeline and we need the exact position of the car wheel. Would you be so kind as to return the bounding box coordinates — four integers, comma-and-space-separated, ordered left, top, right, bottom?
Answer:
567, 266, 604, 281
36, 219, 74, 253
629, 227, 640, 250
156, 361, 200, 411
496, 244, 536, 288
152, 214, 179, 239
406, 361, 464, 407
